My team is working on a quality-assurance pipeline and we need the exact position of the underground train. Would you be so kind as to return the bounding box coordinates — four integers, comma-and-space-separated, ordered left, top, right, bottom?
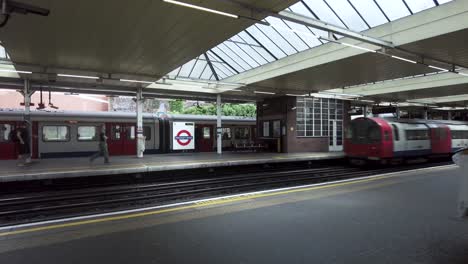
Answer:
0, 109, 256, 159
345, 117, 468, 165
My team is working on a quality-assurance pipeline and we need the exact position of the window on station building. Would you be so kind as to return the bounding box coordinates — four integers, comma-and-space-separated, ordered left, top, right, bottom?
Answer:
296, 98, 344, 137
222, 128, 232, 140
406, 130, 430, 141
0, 124, 12, 142
262, 121, 270, 137
43, 126, 70, 142
235, 127, 250, 140
273, 120, 281, 138
77, 126, 99, 141
143, 126, 151, 141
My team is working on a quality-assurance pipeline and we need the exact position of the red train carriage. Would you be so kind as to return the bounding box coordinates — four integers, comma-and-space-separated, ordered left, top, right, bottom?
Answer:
345, 117, 468, 165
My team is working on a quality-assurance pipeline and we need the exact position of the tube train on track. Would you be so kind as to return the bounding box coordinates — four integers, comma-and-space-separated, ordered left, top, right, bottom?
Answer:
345, 117, 468, 165
0, 109, 256, 160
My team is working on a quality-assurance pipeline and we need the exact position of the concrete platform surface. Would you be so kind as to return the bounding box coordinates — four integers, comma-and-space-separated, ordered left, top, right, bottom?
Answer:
0, 152, 344, 182
0, 165, 466, 263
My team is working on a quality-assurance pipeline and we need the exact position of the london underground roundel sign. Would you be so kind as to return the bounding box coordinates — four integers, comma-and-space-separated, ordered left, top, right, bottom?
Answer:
172, 122, 195, 150
175, 130, 193, 146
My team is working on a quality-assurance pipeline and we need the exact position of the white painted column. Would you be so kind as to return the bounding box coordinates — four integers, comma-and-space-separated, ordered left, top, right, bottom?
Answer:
395, 106, 401, 119
423, 109, 428, 120
453, 150, 468, 218
136, 88, 144, 158
23, 79, 33, 157
363, 106, 368, 117
216, 94, 222, 155
448, 111, 452, 120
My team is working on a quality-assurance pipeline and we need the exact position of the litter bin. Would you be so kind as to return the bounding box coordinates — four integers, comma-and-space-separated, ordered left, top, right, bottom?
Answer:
453, 147, 468, 218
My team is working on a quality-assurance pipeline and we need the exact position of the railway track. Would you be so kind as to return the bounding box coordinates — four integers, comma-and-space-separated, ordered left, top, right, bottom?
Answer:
0, 161, 453, 226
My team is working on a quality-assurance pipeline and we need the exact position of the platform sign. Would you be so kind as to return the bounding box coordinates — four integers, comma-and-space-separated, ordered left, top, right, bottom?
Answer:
172, 122, 195, 150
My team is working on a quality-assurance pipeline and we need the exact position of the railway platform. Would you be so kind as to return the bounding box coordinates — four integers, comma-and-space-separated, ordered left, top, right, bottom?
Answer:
0, 164, 464, 263
0, 152, 344, 182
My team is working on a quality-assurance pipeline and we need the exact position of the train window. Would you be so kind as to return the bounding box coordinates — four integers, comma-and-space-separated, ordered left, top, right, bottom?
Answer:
127, 126, 135, 140
77, 126, 98, 141
203, 127, 211, 139
43, 126, 70, 142
452, 131, 468, 139
112, 125, 121, 140
406, 130, 429, 141
143, 126, 151, 141
222, 128, 232, 140
391, 124, 399, 141
0, 124, 12, 142
236, 127, 250, 139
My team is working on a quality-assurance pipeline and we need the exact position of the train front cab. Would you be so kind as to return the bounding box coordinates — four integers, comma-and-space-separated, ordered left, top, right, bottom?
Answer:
345, 117, 394, 165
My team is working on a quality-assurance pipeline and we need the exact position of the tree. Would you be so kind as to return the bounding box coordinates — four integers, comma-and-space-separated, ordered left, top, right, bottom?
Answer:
181, 103, 256, 117
168, 99, 184, 114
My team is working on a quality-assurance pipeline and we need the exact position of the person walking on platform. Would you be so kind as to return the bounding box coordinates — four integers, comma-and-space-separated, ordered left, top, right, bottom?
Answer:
89, 125, 110, 164
15, 122, 32, 166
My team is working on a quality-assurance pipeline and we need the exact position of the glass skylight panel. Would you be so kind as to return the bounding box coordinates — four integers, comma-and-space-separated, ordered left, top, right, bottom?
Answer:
283, 20, 322, 47
437, 0, 452, 4
238, 44, 270, 65
188, 58, 207, 78
246, 26, 288, 59
325, 0, 368, 31
349, 0, 388, 27
256, 24, 298, 56
0, 46, 6, 59
177, 59, 197, 78
375, 0, 411, 20
266, 17, 310, 52
302, 0, 347, 28
405, 0, 435, 13
211, 63, 228, 79
220, 43, 256, 69
213, 46, 249, 72
252, 46, 276, 63
166, 67, 180, 78
223, 41, 260, 68
213, 61, 236, 76
199, 65, 213, 80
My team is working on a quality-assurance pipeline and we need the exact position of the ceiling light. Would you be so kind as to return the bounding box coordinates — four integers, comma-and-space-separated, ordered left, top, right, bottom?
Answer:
57, 74, 99, 79
286, 94, 306, 97
391, 55, 417, 64
428, 65, 448, 72
340, 42, 376, 53
120, 79, 154, 84
254, 91, 276, 95
0, 69, 32, 74
163, 0, 238, 19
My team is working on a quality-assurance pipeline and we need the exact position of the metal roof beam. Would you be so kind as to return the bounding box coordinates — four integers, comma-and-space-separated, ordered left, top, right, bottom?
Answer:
273, 10, 394, 49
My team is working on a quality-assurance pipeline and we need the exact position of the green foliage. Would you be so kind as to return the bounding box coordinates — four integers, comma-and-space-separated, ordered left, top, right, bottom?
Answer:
168, 99, 184, 114
181, 103, 256, 117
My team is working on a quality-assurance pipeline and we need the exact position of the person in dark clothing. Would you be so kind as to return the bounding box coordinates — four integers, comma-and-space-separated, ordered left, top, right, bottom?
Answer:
16, 123, 31, 166
89, 125, 109, 164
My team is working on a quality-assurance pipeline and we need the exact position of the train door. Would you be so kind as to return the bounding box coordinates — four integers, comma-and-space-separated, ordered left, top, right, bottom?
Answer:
106, 123, 136, 155
0, 122, 16, 159
196, 125, 213, 152
329, 120, 343, 151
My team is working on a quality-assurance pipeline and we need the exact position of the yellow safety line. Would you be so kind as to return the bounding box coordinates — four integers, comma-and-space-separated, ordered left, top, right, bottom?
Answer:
0, 154, 340, 176
0, 173, 393, 237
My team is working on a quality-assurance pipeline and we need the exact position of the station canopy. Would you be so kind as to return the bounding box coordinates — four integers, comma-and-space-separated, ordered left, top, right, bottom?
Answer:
1, 0, 467, 106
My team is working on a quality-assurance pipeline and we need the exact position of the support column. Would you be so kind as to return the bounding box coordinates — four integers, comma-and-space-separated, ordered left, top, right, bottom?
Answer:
448, 111, 452, 120
23, 79, 33, 158
136, 88, 144, 158
395, 106, 401, 119
362, 105, 368, 117
423, 108, 428, 120
216, 94, 222, 155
